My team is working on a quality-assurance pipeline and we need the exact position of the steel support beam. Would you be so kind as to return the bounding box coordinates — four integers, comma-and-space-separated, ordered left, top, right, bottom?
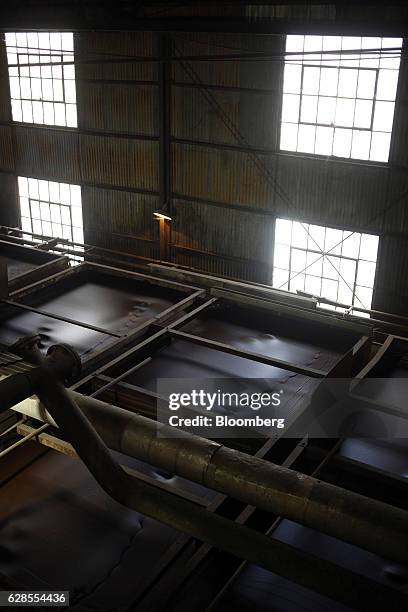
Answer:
158, 32, 172, 261
1, 299, 122, 338
169, 328, 326, 377
0, 4, 408, 36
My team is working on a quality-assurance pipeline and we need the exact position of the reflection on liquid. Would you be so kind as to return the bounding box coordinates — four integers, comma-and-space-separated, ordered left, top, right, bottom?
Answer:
0, 277, 181, 356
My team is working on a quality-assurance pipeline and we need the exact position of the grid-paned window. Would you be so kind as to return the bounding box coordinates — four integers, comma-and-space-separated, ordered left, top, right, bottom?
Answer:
18, 177, 83, 245
280, 35, 402, 162
272, 218, 379, 313
5, 32, 77, 127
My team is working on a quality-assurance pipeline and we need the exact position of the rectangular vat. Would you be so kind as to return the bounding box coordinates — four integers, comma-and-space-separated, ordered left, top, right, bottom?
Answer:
0, 262, 200, 373
82, 300, 368, 442
0, 239, 69, 291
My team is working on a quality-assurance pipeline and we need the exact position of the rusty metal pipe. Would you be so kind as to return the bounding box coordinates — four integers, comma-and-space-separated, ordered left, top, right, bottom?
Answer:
76, 393, 408, 565
0, 341, 80, 408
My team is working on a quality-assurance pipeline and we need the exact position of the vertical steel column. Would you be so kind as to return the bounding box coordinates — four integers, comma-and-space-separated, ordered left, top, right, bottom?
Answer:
158, 32, 172, 261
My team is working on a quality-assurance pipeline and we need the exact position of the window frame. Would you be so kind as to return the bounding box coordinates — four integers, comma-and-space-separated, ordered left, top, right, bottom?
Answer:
279, 34, 402, 164
17, 176, 84, 248
5, 31, 78, 129
272, 216, 380, 313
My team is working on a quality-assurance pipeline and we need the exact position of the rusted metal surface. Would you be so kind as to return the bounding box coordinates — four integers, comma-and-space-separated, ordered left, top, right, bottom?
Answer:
81, 186, 160, 252
77, 31, 157, 82
80, 134, 159, 191
82, 187, 158, 239
13, 126, 80, 183
274, 154, 391, 231
79, 84, 157, 136
0, 126, 13, 172
148, 263, 316, 308
172, 248, 271, 282
169, 194, 274, 281
172, 143, 275, 208
375, 233, 408, 315
171, 196, 273, 255
0, 175, 18, 228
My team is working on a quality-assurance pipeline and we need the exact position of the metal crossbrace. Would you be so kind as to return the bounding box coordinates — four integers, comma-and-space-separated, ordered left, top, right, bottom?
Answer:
70, 297, 218, 392
89, 357, 152, 398
7, 45, 404, 67
0, 422, 49, 459
172, 36, 403, 63
205, 438, 346, 612
277, 229, 373, 302
0, 417, 26, 440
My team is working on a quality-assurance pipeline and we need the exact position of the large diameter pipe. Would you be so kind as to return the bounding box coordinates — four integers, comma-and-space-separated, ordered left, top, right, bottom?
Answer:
0, 343, 79, 408
3, 356, 403, 610
2, 343, 408, 609
8, 385, 408, 565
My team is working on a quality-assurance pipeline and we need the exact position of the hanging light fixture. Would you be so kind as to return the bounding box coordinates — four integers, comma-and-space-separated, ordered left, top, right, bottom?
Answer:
153, 200, 172, 221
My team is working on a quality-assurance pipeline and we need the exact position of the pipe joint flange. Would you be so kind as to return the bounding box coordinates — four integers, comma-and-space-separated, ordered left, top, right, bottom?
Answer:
46, 344, 82, 381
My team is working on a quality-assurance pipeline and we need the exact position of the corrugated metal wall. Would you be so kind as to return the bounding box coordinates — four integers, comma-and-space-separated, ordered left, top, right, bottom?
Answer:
0, 31, 161, 258
170, 33, 282, 281
1, 30, 408, 311
76, 32, 160, 259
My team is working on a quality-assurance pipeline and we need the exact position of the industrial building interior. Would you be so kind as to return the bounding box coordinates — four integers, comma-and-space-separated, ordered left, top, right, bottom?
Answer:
0, 1, 408, 610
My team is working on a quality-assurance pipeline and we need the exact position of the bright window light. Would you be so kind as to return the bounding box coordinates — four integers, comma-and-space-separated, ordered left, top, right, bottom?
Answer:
272, 218, 379, 314
280, 35, 402, 162
17, 176, 83, 248
5, 32, 77, 127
